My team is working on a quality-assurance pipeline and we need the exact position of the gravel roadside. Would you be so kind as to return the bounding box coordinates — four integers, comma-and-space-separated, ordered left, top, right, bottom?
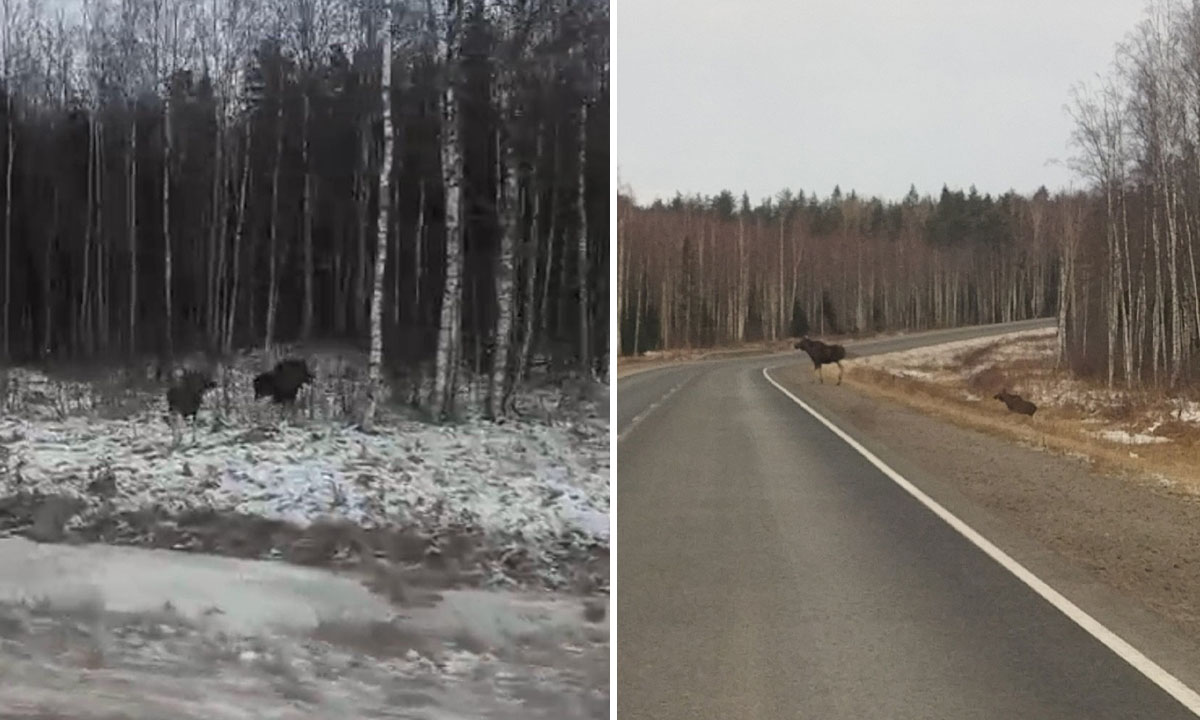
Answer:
771, 362, 1200, 660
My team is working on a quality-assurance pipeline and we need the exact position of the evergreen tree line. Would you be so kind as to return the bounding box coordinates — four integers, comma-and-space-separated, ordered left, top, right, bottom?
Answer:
617, 185, 1058, 356
0, 0, 609, 418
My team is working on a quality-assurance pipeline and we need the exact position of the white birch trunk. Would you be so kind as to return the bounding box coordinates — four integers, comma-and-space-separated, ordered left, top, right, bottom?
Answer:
433, 0, 463, 419
363, 0, 394, 430
489, 81, 518, 419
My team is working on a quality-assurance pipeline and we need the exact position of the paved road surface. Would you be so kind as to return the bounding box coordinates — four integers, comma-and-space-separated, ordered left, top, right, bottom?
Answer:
617, 319, 1200, 719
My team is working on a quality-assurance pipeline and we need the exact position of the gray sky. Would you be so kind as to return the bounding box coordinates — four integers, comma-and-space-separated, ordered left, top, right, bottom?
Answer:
618, 0, 1147, 204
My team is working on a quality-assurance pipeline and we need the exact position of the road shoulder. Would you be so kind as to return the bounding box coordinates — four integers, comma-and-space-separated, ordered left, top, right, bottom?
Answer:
767, 361, 1200, 698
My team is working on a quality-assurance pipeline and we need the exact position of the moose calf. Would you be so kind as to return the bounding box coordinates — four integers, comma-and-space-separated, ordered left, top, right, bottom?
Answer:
795, 337, 847, 385
993, 390, 1037, 416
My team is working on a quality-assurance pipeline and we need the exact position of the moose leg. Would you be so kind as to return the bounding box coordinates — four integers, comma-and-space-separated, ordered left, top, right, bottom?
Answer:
836, 360, 843, 385
816, 364, 824, 384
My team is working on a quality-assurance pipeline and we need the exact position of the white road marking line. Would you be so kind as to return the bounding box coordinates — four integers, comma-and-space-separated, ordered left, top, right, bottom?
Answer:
762, 364, 1200, 717
617, 377, 693, 443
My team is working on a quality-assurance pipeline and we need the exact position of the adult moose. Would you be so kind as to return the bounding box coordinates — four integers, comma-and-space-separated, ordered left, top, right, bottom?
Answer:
795, 337, 846, 385
254, 358, 315, 405
165, 369, 217, 445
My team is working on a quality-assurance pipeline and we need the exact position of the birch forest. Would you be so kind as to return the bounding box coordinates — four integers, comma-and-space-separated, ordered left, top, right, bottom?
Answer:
0, 0, 609, 418
1063, 0, 1200, 389
617, 185, 1058, 356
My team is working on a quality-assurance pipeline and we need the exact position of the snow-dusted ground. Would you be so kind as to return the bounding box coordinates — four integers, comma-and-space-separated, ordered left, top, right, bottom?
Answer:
1091, 429, 1170, 445
0, 536, 608, 718
849, 326, 1200, 447
853, 327, 1058, 378
0, 352, 609, 590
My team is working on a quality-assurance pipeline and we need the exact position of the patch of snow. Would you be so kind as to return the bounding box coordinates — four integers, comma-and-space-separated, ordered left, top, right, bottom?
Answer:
854, 327, 1056, 373
1092, 429, 1170, 445
1153, 474, 1177, 489
1031, 384, 1128, 413
1170, 400, 1200, 424
890, 369, 943, 381
0, 536, 395, 636
985, 335, 1057, 363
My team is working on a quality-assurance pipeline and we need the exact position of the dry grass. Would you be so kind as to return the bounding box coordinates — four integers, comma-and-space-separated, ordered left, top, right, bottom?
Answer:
845, 350, 1200, 497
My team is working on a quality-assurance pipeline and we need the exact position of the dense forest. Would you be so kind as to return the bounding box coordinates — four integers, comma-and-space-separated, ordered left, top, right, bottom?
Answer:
0, 0, 608, 420
617, 184, 1059, 356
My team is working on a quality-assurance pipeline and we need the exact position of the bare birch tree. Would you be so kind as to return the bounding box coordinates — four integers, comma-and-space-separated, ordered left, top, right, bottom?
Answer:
362, 0, 392, 430
432, 0, 462, 421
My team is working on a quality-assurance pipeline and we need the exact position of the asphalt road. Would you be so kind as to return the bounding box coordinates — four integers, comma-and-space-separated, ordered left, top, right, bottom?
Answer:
617, 319, 1200, 719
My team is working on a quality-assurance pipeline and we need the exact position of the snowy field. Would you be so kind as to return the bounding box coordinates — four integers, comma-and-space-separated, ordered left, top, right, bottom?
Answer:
0, 351, 610, 591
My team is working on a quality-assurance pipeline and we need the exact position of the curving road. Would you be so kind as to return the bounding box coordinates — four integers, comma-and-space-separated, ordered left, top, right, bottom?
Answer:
617, 319, 1200, 719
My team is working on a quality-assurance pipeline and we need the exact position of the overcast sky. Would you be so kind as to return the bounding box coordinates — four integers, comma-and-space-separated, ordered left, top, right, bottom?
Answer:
617, 0, 1147, 204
